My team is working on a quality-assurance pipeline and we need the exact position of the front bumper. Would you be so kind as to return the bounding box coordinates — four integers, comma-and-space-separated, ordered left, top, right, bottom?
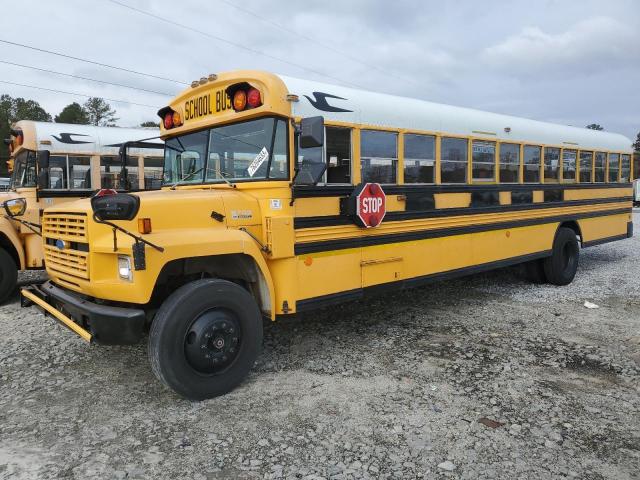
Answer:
21, 281, 145, 345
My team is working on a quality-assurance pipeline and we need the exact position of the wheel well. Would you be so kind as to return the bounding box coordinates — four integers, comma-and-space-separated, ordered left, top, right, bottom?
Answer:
559, 221, 582, 245
152, 254, 271, 316
0, 233, 20, 269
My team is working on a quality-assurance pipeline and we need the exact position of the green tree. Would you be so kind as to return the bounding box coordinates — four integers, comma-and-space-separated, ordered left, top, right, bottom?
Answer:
585, 123, 604, 131
55, 102, 90, 124
83, 97, 118, 126
139, 121, 158, 127
0, 94, 52, 176
633, 131, 640, 154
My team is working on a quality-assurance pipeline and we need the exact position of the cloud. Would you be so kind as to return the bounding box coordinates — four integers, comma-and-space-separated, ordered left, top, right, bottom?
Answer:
482, 16, 640, 76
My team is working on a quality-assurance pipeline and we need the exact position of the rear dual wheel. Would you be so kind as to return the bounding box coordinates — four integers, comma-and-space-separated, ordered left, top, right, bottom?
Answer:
0, 249, 18, 304
522, 227, 579, 286
149, 278, 263, 400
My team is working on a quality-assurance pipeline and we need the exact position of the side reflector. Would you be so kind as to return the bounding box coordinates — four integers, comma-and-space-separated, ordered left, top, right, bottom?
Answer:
233, 90, 247, 111
138, 218, 152, 234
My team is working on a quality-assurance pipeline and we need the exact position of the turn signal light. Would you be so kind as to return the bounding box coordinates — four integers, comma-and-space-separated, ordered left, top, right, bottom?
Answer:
172, 111, 183, 127
138, 218, 152, 234
233, 90, 247, 111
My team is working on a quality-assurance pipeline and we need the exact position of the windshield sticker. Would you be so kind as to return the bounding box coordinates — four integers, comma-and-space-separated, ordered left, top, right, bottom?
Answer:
247, 147, 269, 177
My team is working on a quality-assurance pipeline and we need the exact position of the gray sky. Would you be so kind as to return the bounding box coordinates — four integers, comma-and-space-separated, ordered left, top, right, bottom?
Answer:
1, 0, 639, 142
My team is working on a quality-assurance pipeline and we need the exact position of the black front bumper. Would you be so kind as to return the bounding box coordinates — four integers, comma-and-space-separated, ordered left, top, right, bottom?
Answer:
22, 281, 145, 345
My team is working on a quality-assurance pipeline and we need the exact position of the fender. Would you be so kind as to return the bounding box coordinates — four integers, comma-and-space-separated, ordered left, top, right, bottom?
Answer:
0, 216, 25, 269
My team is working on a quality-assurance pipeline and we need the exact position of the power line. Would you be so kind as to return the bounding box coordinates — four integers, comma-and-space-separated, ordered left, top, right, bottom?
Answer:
0, 80, 160, 109
0, 38, 189, 86
216, 0, 421, 87
105, 0, 364, 89
0, 60, 175, 96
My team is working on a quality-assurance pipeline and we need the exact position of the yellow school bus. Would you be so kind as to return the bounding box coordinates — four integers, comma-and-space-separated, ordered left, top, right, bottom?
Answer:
21, 70, 634, 399
0, 121, 163, 302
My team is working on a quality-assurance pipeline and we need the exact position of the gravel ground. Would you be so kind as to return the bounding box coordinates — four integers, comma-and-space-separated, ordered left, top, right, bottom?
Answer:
1, 214, 639, 480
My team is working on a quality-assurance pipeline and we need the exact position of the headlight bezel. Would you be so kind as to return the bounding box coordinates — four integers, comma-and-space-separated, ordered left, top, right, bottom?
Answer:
117, 255, 133, 281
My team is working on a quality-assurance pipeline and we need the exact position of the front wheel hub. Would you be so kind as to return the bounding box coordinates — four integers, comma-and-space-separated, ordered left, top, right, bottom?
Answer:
184, 309, 241, 373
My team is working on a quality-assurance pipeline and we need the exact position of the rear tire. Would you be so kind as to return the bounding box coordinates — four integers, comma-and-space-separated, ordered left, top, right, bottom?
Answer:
0, 248, 18, 303
522, 259, 547, 284
149, 278, 263, 400
544, 227, 579, 286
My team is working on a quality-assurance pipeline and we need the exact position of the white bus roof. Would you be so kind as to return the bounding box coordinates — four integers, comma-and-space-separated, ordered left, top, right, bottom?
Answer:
12, 120, 163, 156
279, 75, 633, 153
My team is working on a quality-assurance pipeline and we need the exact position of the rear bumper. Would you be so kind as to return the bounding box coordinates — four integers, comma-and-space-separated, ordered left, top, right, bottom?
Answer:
21, 281, 145, 345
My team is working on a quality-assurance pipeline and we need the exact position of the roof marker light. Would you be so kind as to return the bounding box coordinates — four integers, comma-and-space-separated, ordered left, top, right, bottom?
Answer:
208, 74, 217, 81
199, 77, 207, 85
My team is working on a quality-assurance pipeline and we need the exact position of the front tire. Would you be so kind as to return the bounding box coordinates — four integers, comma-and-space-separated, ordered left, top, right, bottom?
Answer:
149, 279, 263, 400
544, 227, 579, 286
0, 248, 18, 303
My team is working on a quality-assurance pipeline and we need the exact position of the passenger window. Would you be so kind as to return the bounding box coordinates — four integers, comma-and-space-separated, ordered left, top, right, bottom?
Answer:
100, 156, 120, 189
325, 127, 351, 184
608, 153, 620, 182
523, 146, 541, 183
361, 130, 397, 183
122, 156, 140, 190
579, 152, 593, 182
544, 147, 560, 182
48, 155, 68, 189
594, 152, 606, 182
441, 137, 468, 183
499, 143, 519, 183
472, 140, 495, 182
620, 154, 631, 182
403, 134, 435, 183
68, 156, 91, 189
562, 149, 577, 182
143, 157, 164, 189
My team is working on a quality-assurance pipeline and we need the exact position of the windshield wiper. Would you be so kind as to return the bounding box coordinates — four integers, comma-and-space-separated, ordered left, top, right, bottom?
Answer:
214, 169, 237, 188
169, 167, 204, 190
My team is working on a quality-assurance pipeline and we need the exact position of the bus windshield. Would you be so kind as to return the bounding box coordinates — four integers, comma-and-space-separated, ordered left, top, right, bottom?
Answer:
11, 150, 37, 189
163, 117, 288, 186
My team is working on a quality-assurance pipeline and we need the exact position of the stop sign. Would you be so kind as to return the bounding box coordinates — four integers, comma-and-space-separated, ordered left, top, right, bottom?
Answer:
355, 183, 386, 228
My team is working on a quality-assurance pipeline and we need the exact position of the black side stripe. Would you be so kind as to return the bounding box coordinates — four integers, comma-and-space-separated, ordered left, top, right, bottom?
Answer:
582, 233, 629, 248
293, 182, 633, 198
294, 208, 631, 255
295, 250, 552, 312
294, 197, 633, 229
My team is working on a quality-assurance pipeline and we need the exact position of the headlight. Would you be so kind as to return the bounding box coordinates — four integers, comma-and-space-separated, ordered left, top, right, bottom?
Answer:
118, 255, 133, 281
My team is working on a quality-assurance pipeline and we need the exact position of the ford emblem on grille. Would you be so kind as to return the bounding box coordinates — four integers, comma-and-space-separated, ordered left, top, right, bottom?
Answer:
55, 239, 67, 250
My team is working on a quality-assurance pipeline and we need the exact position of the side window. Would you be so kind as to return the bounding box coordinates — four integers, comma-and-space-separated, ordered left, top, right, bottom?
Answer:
124, 156, 140, 190
68, 156, 91, 189
143, 157, 164, 189
360, 130, 397, 183
608, 153, 620, 182
472, 140, 495, 182
100, 156, 120, 189
544, 147, 560, 182
499, 143, 520, 183
594, 152, 606, 182
404, 134, 435, 183
325, 127, 351, 184
579, 152, 593, 182
441, 137, 468, 183
48, 155, 68, 189
523, 145, 541, 183
562, 149, 577, 182
620, 154, 631, 182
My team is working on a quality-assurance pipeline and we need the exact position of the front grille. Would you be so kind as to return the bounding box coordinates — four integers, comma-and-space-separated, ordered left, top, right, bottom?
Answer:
43, 213, 90, 281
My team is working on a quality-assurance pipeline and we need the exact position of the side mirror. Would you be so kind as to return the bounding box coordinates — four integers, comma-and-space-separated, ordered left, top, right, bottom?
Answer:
299, 116, 324, 149
3, 198, 27, 217
91, 193, 140, 221
36, 150, 50, 190
37, 150, 50, 170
